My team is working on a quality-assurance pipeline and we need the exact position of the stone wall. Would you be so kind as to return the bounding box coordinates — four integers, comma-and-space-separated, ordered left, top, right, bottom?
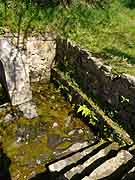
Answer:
1, 31, 135, 130
26, 34, 56, 82
0, 32, 56, 119
0, 39, 38, 119
55, 38, 135, 136
1, 31, 56, 82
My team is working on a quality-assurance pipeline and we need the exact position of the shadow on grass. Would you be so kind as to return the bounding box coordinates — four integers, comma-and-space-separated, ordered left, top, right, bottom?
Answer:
121, 0, 135, 9
102, 47, 135, 65
32, 0, 59, 8
32, 0, 71, 8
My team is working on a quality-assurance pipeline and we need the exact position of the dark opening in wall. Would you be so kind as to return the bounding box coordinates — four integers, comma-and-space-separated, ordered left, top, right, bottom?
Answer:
0, 83, 9, 105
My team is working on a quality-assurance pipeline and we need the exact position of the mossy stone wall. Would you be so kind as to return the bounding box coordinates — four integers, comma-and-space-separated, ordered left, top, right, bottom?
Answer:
55, 38, 135, 138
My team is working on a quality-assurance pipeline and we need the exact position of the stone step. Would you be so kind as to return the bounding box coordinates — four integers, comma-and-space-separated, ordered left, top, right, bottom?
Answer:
64, 142, 119, 179
83, 150, 133, 180
48, 140, 108, 173
46, 141, 135, 180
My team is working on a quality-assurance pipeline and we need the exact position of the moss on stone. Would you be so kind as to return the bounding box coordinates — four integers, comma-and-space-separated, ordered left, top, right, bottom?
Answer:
53, 69, 133, 145
56, 141, 73, 150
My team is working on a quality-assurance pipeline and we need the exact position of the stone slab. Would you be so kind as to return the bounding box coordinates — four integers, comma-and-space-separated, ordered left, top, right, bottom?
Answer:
85, 150, 132, 180
64, 142, 119, 179
0, 39, 37, 119
49, 140, 106, 173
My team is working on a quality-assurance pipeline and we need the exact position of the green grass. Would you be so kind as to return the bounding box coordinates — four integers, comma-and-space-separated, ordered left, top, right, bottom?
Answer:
0, 0, 135, 75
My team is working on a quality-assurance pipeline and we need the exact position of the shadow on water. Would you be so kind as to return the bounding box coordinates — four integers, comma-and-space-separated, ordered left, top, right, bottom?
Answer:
102, 47, 135, 65
0, 142, 11, 180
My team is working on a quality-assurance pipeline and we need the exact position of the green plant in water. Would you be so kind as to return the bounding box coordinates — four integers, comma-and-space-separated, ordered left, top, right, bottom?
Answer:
77, 104, 98, 126
77, 104, 125, 145
107, 109, 118, 119
57, 81, 73, 102
120, 96, 130, 103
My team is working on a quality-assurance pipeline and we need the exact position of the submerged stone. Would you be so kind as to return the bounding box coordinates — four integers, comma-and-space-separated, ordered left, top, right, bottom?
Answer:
64, 114, 73, 128
18, 101, 37, 119
47, 134, 63, 149
52, 122, 59, 128
3, 113, 16, 124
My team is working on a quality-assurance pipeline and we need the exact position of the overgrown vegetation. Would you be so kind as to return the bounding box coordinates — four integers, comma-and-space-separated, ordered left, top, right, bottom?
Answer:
0, 0, 135, 74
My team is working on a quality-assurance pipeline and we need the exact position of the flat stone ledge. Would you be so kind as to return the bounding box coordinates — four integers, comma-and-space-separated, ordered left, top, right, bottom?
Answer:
85, 150, 132, 180
64, 142, 119, 179
48, 140, 105, 173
